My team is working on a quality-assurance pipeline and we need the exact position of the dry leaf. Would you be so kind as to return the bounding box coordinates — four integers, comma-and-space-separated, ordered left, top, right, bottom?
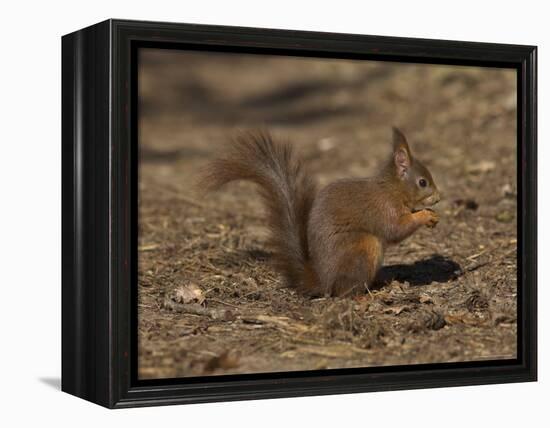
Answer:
445, 311, 485, 326
419, 294, 434, 304
203, 351, 239, 373
384, 305, 409, 315
492, 313, 516, 326
172, 283, 205, 305
501, 183, 515, 198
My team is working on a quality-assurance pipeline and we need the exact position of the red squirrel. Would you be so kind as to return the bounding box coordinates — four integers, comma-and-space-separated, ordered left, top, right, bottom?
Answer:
201, 128, 441, 297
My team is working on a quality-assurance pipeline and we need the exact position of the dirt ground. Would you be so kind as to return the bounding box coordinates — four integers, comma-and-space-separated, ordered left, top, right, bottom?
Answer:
137, 48, 518, 379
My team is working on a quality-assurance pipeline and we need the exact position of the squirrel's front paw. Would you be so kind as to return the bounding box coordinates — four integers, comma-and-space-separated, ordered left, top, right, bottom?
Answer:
419, 209, 439, 228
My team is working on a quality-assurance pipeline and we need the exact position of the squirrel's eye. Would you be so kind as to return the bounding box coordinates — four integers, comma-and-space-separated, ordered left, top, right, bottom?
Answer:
419, 178, 428, 188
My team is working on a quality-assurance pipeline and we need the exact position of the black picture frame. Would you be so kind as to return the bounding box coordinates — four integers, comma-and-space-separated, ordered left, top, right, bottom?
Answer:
61, 19, 537, 409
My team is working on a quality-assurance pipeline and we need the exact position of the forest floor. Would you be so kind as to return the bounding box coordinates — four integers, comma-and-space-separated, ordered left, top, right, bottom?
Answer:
137, 49, 518, 379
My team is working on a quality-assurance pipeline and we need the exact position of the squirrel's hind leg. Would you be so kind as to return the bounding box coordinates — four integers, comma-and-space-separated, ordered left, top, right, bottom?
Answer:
329, 235, 384, 297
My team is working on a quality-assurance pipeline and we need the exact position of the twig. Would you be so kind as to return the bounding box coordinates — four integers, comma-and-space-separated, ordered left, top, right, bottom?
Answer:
209, 298, 240, 308
467, 249, 489, 261
162, 297, 227, 319
462, 260, 490, 273
364, 282, 375, 300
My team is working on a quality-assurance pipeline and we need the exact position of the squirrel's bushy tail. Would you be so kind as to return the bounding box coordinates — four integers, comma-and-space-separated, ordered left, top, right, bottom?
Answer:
200, 131, 317, 292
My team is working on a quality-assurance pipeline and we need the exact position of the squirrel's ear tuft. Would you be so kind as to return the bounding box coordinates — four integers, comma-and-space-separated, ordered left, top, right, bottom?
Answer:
392, 127, 412, 154
392, 127, 412, 178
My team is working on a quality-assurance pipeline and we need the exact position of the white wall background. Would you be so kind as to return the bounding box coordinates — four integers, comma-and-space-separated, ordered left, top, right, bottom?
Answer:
0, 0, 545, 425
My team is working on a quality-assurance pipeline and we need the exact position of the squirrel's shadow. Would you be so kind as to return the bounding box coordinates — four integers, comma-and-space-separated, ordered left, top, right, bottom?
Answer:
377, 254, 461, 287
244, 251, 461, 288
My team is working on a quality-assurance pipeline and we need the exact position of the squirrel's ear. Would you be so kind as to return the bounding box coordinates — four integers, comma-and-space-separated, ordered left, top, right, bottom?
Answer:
392, 127, 411, 178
